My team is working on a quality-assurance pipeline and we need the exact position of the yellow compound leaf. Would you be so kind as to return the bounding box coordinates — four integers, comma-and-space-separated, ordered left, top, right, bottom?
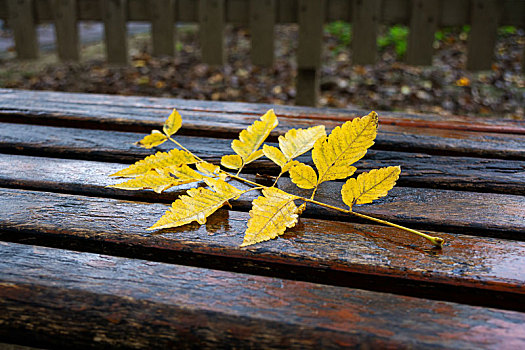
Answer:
136, 130, 168, 149
109, 170, 177, 194
312, 111, 377, 184
279, 125, 326, 160
148, 178, 244, 230
262, 145, 287, 167
163, 109, 182, 137
221, 154, 243, 170
110, 149, 197, 178
245, 149, 264, 164
289, 163, 317, 189
241, 187, 299, 247
341, 166, 401, 209
231, 109, 278, 163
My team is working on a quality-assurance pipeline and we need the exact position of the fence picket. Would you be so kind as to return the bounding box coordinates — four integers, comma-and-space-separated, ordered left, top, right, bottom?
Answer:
351, 0, 379, 65
102, 0, 128, 64
296, 0, 324, 106
52, 0, 79, 61
467, 0, 500, 71
7, 0, 38, 59
151, 0, 175, 57
406, 0, 439, 66
199, 0, 225, 65
249, 0, 275, 66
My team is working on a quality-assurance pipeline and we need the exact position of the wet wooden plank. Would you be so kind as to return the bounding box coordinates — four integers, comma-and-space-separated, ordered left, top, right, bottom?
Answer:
52, 0, 79, 61
7, 0, 38, 59
1, 153, 524, 238
0, 122, 523, 194
2, 242, 525, 349
0, 188, 524, 312
1, 102, 524, 161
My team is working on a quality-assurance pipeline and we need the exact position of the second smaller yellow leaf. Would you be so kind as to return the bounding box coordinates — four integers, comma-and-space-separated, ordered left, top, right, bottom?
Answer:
289, 163, 318, 189
135, 130, 168, 149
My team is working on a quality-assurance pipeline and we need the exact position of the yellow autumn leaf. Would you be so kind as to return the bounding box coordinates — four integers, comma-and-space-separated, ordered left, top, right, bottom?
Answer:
312, 111, 377, 184
221, 154, 243, 170
289, 163, 317, 189
262, 145, 287, 167
231, 109, 278, 163
245, 149, 264, 164
110, 149, 197, 178
282, 160, 300, 173
163, 109, 182, 137
148, 177, 244, 230
341, 166, 401, 209
278, 125, 326, 160
241, 187, 299, 247
109, 170, 177, 193
136, 130, 168, 149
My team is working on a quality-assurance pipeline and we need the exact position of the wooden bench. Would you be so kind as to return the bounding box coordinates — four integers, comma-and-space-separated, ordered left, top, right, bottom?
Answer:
0, 88, 524, 348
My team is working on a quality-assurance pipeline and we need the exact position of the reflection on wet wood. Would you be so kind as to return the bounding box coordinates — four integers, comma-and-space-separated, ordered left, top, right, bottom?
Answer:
1, 187, 524, 311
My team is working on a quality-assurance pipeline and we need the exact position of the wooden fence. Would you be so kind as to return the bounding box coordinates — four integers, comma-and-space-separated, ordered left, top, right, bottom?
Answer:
1, 0, 524, 106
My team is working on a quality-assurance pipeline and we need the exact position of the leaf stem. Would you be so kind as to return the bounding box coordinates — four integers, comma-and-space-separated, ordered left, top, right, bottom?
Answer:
297, 196, 444, 248
228, 173, 265, 188
168, 136, 204, 162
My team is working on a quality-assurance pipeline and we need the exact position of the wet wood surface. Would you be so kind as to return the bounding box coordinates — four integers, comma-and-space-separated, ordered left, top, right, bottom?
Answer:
1, 89, 524, 348
1, 187, 525, 312
1, 122, 524, 195
0, 89, 524, 159
1, 153, 523, 238
2, 242, 525, 349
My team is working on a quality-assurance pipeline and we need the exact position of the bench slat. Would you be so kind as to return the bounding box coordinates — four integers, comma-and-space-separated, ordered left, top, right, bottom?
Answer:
1, 153, 524, 238
1, 92, 523, 160
1, 187, 524, 311
1, 89, 521, 134
1, 123, 523, 195
2, 242, 524, 349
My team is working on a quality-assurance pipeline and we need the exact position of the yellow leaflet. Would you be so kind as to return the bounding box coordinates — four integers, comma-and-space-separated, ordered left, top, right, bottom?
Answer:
289, 163, 317, 189
196, 161, 220, 176
232, 109, 278, 163
109, 170, 177, 194
163, 109, 182, 137
136, 130, 168, 149
110, 149, 197, 178
241, 187, 299, 247
279, 125, 326, 160
282, 160, 300, 173
148, 178, 244, 230
167, 164, 204, 183
221, 154, 243, 170
262, 145, 286, 167
312, 111, 377, 184
341, 166, 401, 209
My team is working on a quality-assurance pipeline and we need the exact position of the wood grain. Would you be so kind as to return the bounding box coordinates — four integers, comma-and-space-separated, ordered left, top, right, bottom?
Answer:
0, 153, 523, 238
2, 242, 525, 349
1, 188, 524, 311
0, 122, 523, 195
0, 90, 523, 160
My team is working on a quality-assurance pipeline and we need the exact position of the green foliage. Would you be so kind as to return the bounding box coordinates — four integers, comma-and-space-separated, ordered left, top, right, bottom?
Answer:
377, 25, 408, 58
325, 21, 352, 54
